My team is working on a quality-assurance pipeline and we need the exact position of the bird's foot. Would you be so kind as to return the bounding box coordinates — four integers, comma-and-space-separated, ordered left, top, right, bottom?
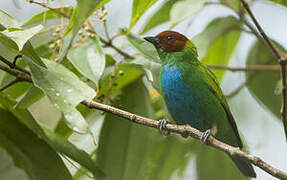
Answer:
158, 119, 171, 136
200, 129, 212, 143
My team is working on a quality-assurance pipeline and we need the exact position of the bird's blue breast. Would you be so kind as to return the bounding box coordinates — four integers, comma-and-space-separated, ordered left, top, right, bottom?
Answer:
161, 65, 203, 129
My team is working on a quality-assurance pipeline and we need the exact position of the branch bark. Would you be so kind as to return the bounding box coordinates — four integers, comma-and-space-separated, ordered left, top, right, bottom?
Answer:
82, 100, 287, 180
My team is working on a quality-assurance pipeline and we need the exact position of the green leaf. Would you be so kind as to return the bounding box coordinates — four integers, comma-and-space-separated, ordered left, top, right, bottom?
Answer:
170, 0, 205, 27
202, 30, 241, 82
98, 64, 143, 96
0, 94, 105, 178
1, 24, 43, 51
266, 0, 287, 6
67, 37, 105, 87
59, 0, 110, 61
0, 146, 29, 180
0, 9, 20, 29
23, 7, 73, 26
42, 126, 106, 178
193, 16, 242, 82
130, 0, 159, 29
0, 108, 73, 180
126, 32, 160, 62
196, 144, 248, 180
140, 0, 182, 34
16, 85, 45, 109
246, 40, 285, 119
24, 57, 97, 133
130, 56, 161, 91
96, 80, 193, 179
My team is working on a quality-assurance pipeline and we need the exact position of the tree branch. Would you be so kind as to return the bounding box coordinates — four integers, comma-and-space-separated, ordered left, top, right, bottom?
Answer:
0, 78, 20, 91
239, 0, 287, 141
0, 55, 31, 75
81, 100, 287, 180
207, 64, 283, 72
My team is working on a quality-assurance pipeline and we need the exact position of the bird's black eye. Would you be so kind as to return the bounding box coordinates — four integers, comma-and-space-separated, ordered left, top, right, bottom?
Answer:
166, 35, 174, 41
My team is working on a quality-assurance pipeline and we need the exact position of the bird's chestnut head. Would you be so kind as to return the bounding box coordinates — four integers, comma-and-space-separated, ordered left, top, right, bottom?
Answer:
144, 31, 189, 53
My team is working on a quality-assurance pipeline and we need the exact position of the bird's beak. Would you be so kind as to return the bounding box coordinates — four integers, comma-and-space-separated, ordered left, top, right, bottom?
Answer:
144, 36, 160, 46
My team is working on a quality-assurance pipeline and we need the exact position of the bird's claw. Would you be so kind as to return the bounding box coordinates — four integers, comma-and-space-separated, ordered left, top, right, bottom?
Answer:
200, 129, 212, 143
158, 119, 171, 136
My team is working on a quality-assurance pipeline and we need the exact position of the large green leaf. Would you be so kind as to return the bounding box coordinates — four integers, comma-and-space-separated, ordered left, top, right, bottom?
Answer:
170, 0, 205, 28
196, 144, 248, 180
0, 94, 105, 178
67, 37, 105, 88
24, 57, 96, 133
96, 80, 193, 180
0, 108, 72, 180
246, 40, 285, 119
0, 146, 29, 180
59, 0, 110, 61
16, 85, 45, 109
23, 7, 73, 26
1, 25, 43, 51
0, 9, 20, 29
130, 0, 159, 29
193, 16, 242, 82
140, 0, 182, 34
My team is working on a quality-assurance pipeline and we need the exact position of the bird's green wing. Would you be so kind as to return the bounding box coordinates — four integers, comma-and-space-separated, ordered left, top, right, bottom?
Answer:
199, 63, 243, 148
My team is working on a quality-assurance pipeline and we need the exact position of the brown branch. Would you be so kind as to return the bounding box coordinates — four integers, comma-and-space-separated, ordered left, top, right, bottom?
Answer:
0, 64, 32, 82
82, 100, 287, 180
0, 55, 31, 75
239, 0, 287, 141
207, 64, 283, 72
0, 78, 20, 91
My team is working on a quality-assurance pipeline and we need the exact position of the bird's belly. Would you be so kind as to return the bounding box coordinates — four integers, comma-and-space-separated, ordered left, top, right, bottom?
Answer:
161, 66, 206, 130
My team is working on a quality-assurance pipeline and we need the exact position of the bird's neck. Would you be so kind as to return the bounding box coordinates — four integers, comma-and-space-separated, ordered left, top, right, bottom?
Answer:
158, 40, 199, 66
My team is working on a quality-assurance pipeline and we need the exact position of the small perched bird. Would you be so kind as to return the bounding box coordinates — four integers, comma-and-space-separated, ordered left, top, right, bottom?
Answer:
144, 31, 256, 178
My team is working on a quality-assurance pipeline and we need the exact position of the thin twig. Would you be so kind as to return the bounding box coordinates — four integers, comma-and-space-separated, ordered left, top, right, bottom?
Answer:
0, 64, 32, 82
82, 100, 287, 180
239, 0, 287, 141
0, 56, 30, 75
0, 79, 20, 91
207, 64, 283, 72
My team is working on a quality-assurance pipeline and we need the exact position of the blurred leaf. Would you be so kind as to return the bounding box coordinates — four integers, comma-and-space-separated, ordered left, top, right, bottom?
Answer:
54, 116, 73, 138
0, 108, 73, 180
24, 57, 96, 133
202, 30, 241, 82
67, 37, 105, 87
60, 0, 110, 61
126, 32, 160, 62
0, 146, 29, 180
246, 40, 285, 119
266, 0, 287, 6
130, 56, 161, 91
170, 0, 205, 27
96, 80, 193, 180
0, 94, 105, 178
1, 24, 43, 51
23, 7, 73, 26
193, 16, 242, 82
196, 144, 248, 180
140, 0, 182, 34
42, 126, 106, 178
99, 64, 142, 96
0, 9, 20, 29
16, 85, 45, 109
130, 0, 159, 29
105, 54, 116, 67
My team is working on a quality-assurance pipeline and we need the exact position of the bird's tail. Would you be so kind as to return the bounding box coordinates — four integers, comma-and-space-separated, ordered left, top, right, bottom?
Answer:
230, 155, 257, 178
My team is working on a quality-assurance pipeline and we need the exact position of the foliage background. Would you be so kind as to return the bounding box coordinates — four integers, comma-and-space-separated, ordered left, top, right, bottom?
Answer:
0, 0, 287, 180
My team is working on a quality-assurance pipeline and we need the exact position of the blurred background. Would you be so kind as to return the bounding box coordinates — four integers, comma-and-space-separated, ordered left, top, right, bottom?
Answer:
1, 0, 287, 180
